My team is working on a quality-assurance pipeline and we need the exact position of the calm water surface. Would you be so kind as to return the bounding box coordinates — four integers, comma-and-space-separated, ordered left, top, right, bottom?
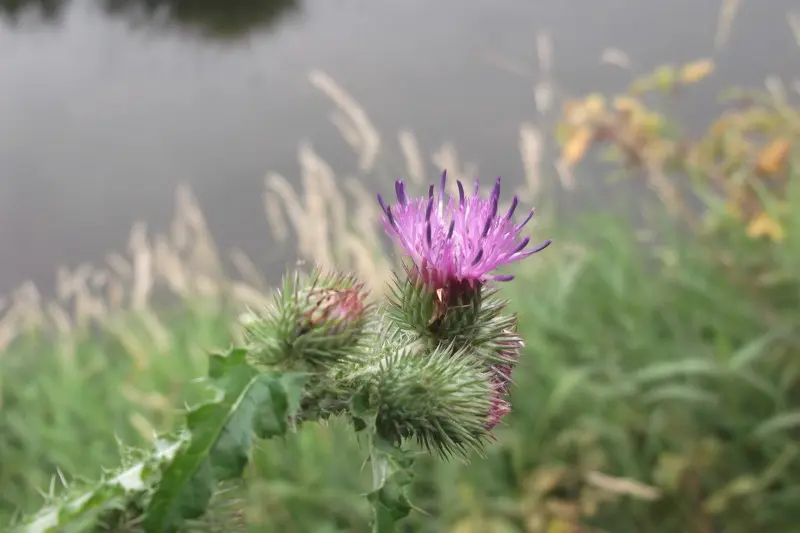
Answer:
0, 0, 797, 294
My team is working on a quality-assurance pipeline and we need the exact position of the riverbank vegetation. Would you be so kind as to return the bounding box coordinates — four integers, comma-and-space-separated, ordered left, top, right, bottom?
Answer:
1, 57, 799, 532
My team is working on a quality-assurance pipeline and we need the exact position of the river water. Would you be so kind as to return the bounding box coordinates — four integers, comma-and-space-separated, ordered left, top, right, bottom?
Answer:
0, 0, 797, 295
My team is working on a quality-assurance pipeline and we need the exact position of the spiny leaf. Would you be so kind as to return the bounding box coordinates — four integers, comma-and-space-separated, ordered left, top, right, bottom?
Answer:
15, 437, 186, 533
143, 347, 307, 533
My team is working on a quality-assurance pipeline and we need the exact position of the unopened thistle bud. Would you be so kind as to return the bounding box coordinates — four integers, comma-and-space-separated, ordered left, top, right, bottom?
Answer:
243, 269, 371, 369
362, 330, 495, 459
377, 171, 550, 342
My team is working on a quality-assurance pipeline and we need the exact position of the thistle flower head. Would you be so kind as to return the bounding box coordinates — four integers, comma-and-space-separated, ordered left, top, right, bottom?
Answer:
377, 170, 551, 290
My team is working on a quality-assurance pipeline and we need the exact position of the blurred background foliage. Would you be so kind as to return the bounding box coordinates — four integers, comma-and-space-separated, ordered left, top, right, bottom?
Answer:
2, 59, 800, 532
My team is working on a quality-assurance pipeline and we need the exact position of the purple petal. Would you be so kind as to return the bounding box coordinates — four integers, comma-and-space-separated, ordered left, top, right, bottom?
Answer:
510, 237, 530, 255
395, 181, 407, 205
530, 239, 552, 254
505, 196, 518, 221
514, 239, 552, 260
516, 208, 534, 230
440, 169, 447, 196
490, 177, 501, 209
377, 193, 387, 213
482, 179, 500, 237
457, 181, 465, 207
385, 205, 396, 227
490, 274, 515, 282
471, 248, 484, 266
482, 214, 493, 238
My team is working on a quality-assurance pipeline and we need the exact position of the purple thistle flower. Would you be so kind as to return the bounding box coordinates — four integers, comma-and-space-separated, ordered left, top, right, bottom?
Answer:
377, 170, 551, 290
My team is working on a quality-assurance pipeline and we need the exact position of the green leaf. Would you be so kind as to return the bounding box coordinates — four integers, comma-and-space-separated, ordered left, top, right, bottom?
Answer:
641, 384, 719, 406
728, 329, 783, 370
143, 347, 307, 533
630, 358, 722, 384
754, 410, 800, 439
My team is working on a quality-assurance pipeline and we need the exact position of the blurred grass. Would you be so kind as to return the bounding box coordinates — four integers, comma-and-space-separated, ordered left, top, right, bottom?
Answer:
2, 61, 800, 532
4, 211, 800, 532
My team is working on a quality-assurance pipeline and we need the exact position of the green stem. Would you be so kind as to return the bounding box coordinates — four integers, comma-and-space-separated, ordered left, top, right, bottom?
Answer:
367, 432, 414, 533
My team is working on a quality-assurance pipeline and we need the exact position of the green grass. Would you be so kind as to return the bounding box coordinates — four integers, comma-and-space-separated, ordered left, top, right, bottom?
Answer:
3, 202, 800, 532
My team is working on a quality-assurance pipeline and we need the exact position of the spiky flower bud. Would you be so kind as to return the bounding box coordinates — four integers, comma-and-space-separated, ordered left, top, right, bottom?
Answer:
352, 329, 495, 459
242, 269, 371, 369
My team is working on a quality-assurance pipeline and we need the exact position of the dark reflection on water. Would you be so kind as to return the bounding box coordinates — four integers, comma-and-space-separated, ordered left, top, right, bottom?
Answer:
0, 0, 797, 297
103, 0, 300, 39
1, 0, 300, 36
0, 0, 65, 22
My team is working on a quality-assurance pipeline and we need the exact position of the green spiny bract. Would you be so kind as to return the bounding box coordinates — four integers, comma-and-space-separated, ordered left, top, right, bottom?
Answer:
386, 269, 481, 339
387, 270, 521, 367
242, 268, 372, 370
341, 326, 494, 459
